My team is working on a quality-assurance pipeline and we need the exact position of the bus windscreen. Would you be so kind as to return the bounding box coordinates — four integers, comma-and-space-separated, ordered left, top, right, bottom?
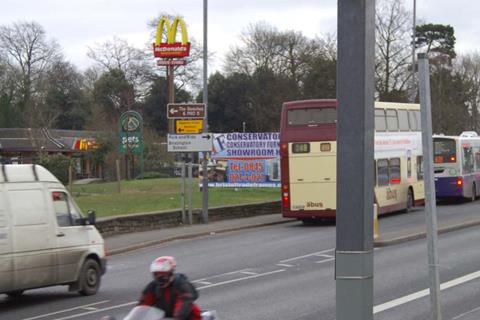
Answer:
287, 108, 336, 125
434, 138, 456, 163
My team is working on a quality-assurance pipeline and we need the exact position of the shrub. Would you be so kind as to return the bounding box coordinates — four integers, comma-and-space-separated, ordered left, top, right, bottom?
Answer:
38, 153, 72, 185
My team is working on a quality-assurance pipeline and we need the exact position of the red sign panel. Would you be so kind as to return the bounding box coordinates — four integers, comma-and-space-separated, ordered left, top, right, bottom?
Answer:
157, 59, 187, 66
153, 42, 191, 58
167, 103, 206, 119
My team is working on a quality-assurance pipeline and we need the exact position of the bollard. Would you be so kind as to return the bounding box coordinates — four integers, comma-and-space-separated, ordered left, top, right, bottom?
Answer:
373, 203, 378, 240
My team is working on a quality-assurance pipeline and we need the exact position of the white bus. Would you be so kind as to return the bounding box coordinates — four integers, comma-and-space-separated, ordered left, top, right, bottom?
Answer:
433, 131, 480, 201
280, 99, 425, 222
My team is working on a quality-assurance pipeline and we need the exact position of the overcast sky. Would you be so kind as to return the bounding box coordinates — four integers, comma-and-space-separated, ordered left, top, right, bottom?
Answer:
0, 0, 478, 73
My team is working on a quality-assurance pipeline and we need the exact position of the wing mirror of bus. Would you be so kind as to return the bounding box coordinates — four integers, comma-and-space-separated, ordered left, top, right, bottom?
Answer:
87, 210, 96, 225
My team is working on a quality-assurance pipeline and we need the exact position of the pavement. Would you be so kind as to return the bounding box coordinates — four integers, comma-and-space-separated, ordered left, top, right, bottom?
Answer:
104, 210, 480, 256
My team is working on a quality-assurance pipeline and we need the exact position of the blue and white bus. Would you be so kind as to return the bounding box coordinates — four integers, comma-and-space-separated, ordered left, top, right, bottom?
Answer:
433, 131, 480, 201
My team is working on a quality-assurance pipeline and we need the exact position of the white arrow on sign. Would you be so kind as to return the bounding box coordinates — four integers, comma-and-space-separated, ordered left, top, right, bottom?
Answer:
167, 134, 213, 152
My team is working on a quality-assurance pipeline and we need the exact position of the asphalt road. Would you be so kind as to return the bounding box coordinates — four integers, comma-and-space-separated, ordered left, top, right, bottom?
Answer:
2, 200, 480, 320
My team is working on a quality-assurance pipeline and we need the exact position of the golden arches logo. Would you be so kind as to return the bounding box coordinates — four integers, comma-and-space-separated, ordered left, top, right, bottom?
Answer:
153, 16, 190, 58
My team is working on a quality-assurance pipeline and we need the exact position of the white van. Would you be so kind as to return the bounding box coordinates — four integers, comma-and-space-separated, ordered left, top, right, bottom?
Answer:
0, 164, 106, 297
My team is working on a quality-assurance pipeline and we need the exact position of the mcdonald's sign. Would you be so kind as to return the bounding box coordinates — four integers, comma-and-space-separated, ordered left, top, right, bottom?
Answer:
153, 16, 190, 58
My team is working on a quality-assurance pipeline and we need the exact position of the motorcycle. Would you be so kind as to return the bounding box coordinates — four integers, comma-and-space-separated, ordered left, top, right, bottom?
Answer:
101, 305, 218, 320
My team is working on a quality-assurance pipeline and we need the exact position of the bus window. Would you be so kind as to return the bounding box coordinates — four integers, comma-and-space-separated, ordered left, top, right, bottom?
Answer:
475, 152, 480, 172
417, 156, 424, 180
398, 110, 409, 131
433, 138, 456, 163
287, 108, 337, 125
386, 109, 399, 131
408, 110, 419, 131
463, 147, 474, 174
292, 143, 310, 153
377, 159, 389, 186
374, 109, 386, 131
389, 158, 401, 184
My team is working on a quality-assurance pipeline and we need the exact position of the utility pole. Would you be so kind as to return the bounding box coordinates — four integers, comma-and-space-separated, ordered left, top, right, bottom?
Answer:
201, 0, 209, 223
336, 1, 375, 320
418, 52, 443, 320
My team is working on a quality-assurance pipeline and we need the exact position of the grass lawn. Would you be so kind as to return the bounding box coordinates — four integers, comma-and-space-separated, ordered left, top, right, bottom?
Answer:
71, 178, 280, 217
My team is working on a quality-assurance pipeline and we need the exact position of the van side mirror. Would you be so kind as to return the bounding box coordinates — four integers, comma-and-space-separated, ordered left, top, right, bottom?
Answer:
87, 210, 96, 225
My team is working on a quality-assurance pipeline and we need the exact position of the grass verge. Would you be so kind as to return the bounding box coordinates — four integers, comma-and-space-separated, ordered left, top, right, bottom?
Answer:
71, 178, 280, 217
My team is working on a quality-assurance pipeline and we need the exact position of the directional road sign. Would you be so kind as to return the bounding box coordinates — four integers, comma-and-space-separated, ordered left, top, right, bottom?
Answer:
167, 103, 206, 119
175, 119, 203, 134
167, 133, 213, 152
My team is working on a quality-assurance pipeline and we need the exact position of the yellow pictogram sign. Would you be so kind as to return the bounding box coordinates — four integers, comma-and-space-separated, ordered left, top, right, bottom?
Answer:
175, 120, 203, 134
153, 16, 190, 58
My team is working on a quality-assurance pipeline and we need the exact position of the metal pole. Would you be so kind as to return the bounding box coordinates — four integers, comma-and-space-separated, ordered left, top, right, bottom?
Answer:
187, 161, 193, 225
201, 0, 209, 223
411, 0, 417, 102
168, 64, 175, 133
418, 52, 443, 320
181, 161, 186, 224
336, 1, 375, 320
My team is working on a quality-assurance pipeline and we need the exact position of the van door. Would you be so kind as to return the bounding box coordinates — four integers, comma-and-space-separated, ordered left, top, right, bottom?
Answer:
0, 185, 14, 292
8, 186, 56, 289
51, 191, 91, 283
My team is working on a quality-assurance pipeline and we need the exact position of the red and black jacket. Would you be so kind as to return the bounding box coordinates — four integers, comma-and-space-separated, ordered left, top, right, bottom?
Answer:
139, 273, 201, 320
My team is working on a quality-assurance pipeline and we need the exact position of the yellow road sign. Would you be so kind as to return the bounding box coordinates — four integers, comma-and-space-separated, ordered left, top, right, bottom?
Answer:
175, 119, 203, 134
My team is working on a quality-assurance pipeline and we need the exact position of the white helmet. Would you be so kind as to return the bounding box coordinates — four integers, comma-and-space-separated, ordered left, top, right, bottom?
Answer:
150, 256, 177, 273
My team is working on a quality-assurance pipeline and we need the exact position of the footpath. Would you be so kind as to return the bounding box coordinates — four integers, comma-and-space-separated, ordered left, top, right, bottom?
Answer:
104, 208, 480, 256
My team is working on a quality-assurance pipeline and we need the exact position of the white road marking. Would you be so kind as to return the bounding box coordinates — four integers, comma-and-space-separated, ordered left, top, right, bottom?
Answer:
192, 280, 212, 285
374, 270, 480, 314
277, 263, 294, 267
240, 271, 259, 275
51, 301, 137, 320
316, 258, 335, 264
196, 269, 286, 290
452, 305, 480, 319
21, 300, 110, 320
279, 248, 335, 263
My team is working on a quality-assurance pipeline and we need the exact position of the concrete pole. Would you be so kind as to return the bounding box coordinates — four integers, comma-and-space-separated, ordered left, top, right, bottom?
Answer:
336, 1, 375, 320
187, 161, 193, 225
201, 0, 209, 223
418, 52, 443, 320
181, 162, 186, 224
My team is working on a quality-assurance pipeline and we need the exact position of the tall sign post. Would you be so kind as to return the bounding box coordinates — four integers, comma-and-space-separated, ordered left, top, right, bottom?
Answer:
336, 1, 375, 320
202, 0, 209, 224
153, 16, 191, 132
418, 52, 443, 320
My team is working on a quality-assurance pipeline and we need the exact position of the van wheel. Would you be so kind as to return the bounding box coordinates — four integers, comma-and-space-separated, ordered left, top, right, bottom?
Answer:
406, 189, 414, 213
78, 259, 101, 296
6, 290, 24, 298
472, 184, 477, 202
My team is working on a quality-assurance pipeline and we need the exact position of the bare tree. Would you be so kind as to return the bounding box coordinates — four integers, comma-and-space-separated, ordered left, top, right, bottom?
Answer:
87, 37, 152, 100
0, 21, 62, 125
375, 0, 412, 101
456, 52, 480, 131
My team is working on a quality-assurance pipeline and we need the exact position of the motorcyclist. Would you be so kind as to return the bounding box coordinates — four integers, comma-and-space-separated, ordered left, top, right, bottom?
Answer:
138, 256, 201, 320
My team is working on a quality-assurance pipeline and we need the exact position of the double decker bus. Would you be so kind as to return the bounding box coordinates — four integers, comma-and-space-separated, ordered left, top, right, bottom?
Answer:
280, 99, 425, 222
433, 131, 480, 201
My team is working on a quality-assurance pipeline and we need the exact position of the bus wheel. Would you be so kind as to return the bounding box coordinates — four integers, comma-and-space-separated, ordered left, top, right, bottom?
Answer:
472, 184, 477, 202
406, 189, 414, 212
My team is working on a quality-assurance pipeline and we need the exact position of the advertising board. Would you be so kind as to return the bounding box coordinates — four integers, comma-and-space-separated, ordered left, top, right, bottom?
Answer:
203, 133, 281, 187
